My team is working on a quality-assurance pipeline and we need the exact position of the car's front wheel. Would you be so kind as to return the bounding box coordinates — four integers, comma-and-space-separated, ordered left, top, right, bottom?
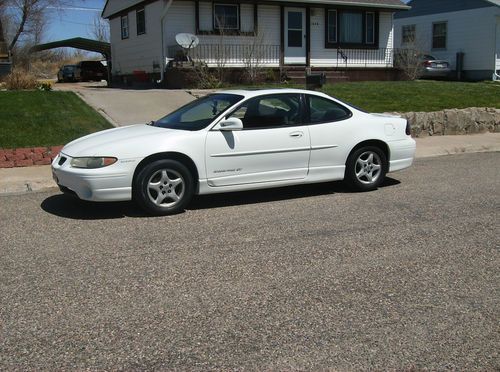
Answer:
345, 146, 387, 191
133, 159, 194, 216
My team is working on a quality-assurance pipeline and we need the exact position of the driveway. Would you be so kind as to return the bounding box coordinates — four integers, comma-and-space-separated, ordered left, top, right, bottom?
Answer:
0, 153, 498, 370
54, 82, 196, 126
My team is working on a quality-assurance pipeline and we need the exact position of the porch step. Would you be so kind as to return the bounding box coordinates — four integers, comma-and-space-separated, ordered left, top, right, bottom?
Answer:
284, 69, 350, 83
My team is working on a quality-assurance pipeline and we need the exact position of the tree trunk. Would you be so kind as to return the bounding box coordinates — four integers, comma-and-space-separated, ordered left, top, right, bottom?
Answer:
9, 3, 29, 52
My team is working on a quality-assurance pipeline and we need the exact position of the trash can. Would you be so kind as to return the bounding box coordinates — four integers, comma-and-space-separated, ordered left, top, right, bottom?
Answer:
306, 72, 326, 90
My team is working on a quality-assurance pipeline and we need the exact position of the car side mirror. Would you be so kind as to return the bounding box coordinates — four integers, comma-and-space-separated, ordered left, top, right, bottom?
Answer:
216, 117, 243, 131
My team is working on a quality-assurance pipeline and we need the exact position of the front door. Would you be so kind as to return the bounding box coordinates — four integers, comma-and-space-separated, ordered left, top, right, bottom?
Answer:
284, 8, 306, 65
206, 93, 310, 187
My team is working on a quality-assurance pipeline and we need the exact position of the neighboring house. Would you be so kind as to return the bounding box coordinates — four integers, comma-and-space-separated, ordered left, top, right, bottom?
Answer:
102, 0, 410, 84
0, 19, 12, 78
394, 0, 500, 81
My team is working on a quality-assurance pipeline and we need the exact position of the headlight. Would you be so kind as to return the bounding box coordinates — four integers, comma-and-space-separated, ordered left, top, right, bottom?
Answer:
70, 157, 117, 169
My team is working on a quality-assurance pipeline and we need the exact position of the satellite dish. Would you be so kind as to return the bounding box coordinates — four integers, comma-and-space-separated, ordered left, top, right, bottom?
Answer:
175, 33, 199, 49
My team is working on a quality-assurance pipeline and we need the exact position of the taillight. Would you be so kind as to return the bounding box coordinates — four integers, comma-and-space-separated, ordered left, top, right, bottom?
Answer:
406, 120, 411, 136
423, 61, 432, 67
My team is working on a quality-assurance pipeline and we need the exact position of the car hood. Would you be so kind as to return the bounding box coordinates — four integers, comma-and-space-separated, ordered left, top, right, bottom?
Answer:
62, 124, 182, 158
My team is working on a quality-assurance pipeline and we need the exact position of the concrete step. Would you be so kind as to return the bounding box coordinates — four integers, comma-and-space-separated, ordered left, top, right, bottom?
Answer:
286, 73, 350, 83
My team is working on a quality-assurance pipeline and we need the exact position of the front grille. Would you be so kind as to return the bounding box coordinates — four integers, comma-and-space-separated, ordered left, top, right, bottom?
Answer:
58, 156, 67, 166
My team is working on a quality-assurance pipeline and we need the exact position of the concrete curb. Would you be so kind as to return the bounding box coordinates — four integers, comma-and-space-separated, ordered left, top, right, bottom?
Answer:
0, 133, 498, 196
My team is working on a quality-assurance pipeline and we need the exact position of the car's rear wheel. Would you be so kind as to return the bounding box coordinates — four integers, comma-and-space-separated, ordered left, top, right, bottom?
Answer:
345, 146, 387, 191
133, 159, 194, 216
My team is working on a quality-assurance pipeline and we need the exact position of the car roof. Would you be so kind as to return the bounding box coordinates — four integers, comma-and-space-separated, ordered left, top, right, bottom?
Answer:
215, 88, 332, 99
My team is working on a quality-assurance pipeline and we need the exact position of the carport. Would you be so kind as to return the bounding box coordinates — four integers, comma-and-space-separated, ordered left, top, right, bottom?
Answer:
30, 37, 111, 82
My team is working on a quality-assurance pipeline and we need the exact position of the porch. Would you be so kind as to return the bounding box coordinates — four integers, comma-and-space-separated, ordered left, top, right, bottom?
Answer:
167, 44, 396, 68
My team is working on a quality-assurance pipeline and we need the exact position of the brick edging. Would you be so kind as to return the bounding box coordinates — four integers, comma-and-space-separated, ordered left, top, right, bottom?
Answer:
0, 146, 63, 168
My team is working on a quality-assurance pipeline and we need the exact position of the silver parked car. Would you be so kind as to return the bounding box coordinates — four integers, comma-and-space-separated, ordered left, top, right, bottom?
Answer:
421, 55, 451, 78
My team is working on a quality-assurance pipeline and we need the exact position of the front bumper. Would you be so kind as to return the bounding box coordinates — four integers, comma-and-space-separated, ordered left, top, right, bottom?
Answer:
51, 153, 137, 202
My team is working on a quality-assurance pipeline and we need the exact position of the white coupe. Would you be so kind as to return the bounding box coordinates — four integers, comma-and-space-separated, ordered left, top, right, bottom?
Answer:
52, 89, 416, 215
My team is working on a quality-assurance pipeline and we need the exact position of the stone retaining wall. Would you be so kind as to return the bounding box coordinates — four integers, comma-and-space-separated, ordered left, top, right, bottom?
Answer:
391, 107, 500, 137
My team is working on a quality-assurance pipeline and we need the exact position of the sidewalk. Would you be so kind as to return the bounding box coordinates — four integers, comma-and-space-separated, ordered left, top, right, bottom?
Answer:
0, 133, 498, 195
53, 82, 195, 126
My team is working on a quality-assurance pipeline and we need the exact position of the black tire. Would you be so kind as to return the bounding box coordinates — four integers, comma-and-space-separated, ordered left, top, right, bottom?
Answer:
133, 159, 194, 216
344, 146, 387, 191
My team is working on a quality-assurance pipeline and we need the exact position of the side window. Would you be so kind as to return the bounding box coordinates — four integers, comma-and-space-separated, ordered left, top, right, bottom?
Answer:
230, 94, 302, 129
307, 95, 351, 123
136, 7, 146, 35
121, 15, 129, 39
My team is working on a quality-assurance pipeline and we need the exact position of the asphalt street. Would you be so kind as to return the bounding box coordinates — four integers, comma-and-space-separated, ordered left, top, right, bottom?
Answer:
0, 153, 498, 370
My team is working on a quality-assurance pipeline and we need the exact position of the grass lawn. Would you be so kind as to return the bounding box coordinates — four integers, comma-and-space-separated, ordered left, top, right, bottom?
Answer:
244, 80, 500, 112
0, 91, 112, 149
319, 80, 500, 112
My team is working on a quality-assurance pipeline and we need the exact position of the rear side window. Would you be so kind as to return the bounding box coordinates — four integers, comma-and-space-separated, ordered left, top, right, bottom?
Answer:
307, 95, 351, 124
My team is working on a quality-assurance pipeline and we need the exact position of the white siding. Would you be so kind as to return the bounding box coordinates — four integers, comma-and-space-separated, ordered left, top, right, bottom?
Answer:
240, 4, 255, 32
199, 2, 212, 31
167, 3, 280, 67
394, 6, 500, 71
164, 1, 196, 47
110, 1, 163, 75
108, 0, 398, 72
310, 10, 394, 67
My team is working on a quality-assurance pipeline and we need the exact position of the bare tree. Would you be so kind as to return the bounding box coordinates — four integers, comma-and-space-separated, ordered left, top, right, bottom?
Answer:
395, 35, 425, 80
90, 13, 109, 42
243, 30, 265, 83
213, 15, 228, 84
2, 0, 65, 53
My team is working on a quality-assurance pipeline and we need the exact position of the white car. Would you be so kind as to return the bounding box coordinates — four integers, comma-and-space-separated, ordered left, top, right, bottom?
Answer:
52, 89, 416, 215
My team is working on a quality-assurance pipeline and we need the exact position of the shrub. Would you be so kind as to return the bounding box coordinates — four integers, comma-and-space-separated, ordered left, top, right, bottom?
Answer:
4, 69, 38, 90
37, 81, 53, 91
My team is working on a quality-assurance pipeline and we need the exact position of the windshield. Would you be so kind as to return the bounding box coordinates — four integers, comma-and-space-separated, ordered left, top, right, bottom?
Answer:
154, 94, 244, 131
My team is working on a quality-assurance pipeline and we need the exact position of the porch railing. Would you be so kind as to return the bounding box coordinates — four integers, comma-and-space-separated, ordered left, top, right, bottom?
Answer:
168, 44, 280, 67
334, 47, 394, 67
167, 45, 399, 68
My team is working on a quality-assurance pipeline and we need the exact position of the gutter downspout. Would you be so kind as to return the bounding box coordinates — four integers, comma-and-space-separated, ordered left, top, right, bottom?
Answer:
160, 0, 173, 83
494, 16, 500, 81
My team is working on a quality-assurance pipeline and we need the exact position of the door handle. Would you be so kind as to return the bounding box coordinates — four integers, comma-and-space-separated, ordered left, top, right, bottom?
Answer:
289, 131, 303, 138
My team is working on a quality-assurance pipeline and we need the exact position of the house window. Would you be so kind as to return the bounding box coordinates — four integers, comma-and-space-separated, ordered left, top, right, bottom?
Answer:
287, 11, 303, 47
327, 10, 337, 43
121, 15, 129, 39
366, 12, 375, 44
214, 4, 239, 30
432, 22, 447, 49
340, 12, 363, 43
325, 9, 376, 48
402, 24, 416, 44
136, 7, 146, 35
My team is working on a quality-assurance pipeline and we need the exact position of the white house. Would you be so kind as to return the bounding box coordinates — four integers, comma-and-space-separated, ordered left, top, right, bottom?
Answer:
394, 0, 500, 81
102, 0, 410, 84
